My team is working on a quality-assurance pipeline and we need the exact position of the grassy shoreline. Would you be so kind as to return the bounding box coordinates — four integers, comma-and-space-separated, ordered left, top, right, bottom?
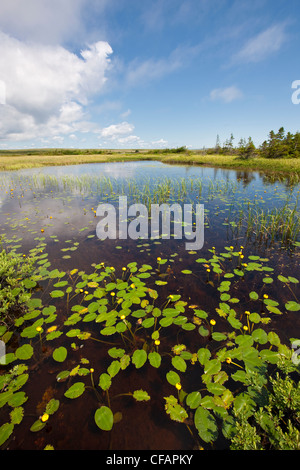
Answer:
0, 150, 299, 175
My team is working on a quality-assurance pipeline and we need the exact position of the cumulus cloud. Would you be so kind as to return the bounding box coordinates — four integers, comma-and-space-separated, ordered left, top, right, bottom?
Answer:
209, 86, 243, 103
96, 121, 169, 148
97, 121, 145, 147
0, 0, 109, 45
98, 122, 135, 139
0, 31, 113, 141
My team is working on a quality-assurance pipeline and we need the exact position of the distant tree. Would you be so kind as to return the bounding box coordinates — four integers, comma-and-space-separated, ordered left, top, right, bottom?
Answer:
215, 134, 221, 153
238, 137, 256, 159
222, 133, 235, 154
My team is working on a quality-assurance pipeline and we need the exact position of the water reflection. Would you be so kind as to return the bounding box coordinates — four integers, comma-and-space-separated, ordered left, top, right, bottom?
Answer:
0, 161, 299, 249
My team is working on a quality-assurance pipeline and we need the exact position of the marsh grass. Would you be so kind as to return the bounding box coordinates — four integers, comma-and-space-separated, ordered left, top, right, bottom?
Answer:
1, 150, 300, 176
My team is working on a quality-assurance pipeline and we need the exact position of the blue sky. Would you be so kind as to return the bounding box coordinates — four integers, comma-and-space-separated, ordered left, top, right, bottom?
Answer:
0, 0, 299, 149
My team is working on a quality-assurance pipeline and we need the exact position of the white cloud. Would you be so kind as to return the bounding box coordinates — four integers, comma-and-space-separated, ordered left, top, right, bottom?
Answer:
209, 86, 243, 103
232, 23, 287, 64
0, 0, 109, 45
98, 122, 135, 139
151, 138, 168, 147
97, 121, 168, 148
0, 31, 113, 142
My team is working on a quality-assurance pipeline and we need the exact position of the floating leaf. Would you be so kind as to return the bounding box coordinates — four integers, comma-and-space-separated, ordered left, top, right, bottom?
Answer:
171, 356, 187, 372
164, 395, 188, 423
249, 291, 259, 300
148, 351, 161, 368
186, 391, 202, 409
15, 344, 33, 360
204, 359, 221, 376
285, 301, 300, 312
211, 332, 227, 342
30, 419, 46, 432
0, 423, 14, 446
108, 347, 125, 359
45, 399, 60, 415
166, 370, 180, 386
107, 360, 121, 378
10, 406, 24, 425
99, 373, 111, 391
8, 392, 27, 408
132, 349, 147, 369
64, 382, 85, 399
52, 347, 67, 363
197, 348, 211, 365
50, 290, 64, 298
194, 406, 218, 443
132, 390, 150, 402
94, 406, 113, 431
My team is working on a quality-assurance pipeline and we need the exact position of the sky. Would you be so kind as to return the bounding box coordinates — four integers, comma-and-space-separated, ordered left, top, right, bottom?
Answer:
0, 0, 299, 150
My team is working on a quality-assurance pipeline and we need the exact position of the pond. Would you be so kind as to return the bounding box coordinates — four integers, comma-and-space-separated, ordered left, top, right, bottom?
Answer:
0, 160, 300, 450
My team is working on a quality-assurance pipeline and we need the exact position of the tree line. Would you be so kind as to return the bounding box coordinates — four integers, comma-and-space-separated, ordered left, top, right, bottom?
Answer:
208, 127, 300, 159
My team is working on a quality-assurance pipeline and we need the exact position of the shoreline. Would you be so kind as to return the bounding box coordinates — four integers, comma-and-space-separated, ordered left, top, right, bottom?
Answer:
0, 151, 299, 176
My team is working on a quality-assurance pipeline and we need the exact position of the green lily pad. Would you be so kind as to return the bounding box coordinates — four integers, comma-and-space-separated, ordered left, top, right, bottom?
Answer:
94, 406, 113, 431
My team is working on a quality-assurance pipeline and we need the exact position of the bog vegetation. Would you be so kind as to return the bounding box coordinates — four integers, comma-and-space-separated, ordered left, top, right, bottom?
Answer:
0, 161, 299, 450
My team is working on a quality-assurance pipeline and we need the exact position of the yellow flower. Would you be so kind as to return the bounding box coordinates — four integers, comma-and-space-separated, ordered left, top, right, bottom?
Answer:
110, 292, 115, 296
46, 325, 57, 333
41, 413, 49, 422
154, 339, 160, 346
90, 368, 94, 373
240, 254, 244, 259
84, 291, 89, 295
120, 314, 126, 320
175, 383, 182, 390
229, 246, 234, 250
191, 353, 198, 365
226, 357, 232, 364
245, 311, 250, 315
41, 229, 44, 233
122, 267, 126, 271
36, 326, 42, 332
243, 325, 249, 331
263, 294, 269, 299
206, 268, 211, 273
157, 257, 161, 262
210, 319, 216, 326
130, 283, 135, 289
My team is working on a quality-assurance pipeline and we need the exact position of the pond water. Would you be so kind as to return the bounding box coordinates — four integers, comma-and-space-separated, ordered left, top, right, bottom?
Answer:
1, 160, 300, 450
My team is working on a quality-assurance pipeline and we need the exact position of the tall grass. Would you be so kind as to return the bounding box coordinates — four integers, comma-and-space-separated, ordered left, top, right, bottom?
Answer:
1, 151, 300, 176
